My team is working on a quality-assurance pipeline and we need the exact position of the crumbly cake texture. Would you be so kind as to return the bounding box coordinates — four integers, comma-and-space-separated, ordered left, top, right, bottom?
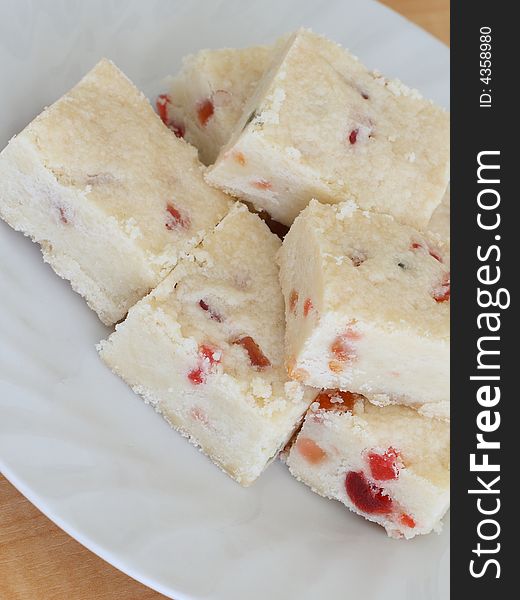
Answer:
286, 391, 449, 539
278, 200, 450, 420
160, 45, 274, 165
428, 185, 450, 246
98, 204, 313, 486
206, 28, 450, 228
0, 58, 231, 325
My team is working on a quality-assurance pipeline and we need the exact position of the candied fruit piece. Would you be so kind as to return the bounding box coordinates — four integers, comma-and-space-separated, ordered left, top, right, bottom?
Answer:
252, 179, 272, 190
433, 273, 450, 303
296, 437, 326, 464
169, 120, 185, 139
165, 203, 190, 230
233, 336, 271, 369
188, 367, 205, 385
234, 151, 246, 166
199, 299, 223, 322
156, 93, 171, 125
315, 390, 359, 412
199, 344, 221, 366
411, 241, 443, 263
303, 298, 313, 317
155, 93, 185, 137
330, 336, 357, 362
197, 98, 214, 127
400, 513, 416, 529
187, 344, 221, 385
368, 447, 401, 481
349, 129, 358, 145
345, 471, 393, 515
289, 289, 299, 315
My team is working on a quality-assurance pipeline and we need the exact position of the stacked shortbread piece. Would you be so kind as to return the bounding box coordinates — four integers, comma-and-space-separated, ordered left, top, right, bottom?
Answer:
0, 28, 449, 538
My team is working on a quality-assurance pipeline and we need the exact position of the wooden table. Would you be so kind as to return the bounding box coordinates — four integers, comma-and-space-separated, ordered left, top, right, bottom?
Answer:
0, 2, 448, 598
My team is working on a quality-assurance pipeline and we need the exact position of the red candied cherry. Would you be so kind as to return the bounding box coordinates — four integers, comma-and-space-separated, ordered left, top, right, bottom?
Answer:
303, 298, 314, 317
314, 390, 360, 413
400, 513, 416, 529
432, 273, 450, 303
368, 447, 402, 481
296, 437, 327, 464
289, 289, 299, 315
156, 94, 185, 137
165, 203, 190, 230
187, 344, 221, 385
168, 120, 185, 139
156, 94, 171, 124
188, 367, 205, 385
197, 98, 214, 127
251, 179, 272, 190
345, 471, 393, 515
411, 241, 443, 263
198, 344, 221, 367
233, 336, 271, 370
349, 129, 359, 144
199, 299, 223, 322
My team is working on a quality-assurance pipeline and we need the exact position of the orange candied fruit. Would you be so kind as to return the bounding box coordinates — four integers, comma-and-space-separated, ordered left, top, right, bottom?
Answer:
233, 336, 271, 369
303, 298, 313, 317
197, 98, 214, 127
296, 437, 327, 464
234, 151, 246, 166
328, 360, 344, 373
315, 390, 359, 413
289, 289, 299, 314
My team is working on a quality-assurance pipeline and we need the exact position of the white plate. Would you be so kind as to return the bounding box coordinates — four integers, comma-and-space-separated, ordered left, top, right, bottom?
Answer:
0, 1, 450, 598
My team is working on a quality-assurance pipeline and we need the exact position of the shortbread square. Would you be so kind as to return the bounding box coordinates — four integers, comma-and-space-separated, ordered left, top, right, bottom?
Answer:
278, 200, 450, 420
206, 29, 449, 228
99, 204, 312, 485
286, 390, 449, 539
0, 58, 231, 325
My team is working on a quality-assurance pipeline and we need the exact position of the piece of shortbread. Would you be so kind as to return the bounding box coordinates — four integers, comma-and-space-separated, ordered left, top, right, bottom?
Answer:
206, 29, 449, 228
99, 204, 312, 485
278, 200, 450, 420
0, 59, 231, 325
286, 390, 450, 539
